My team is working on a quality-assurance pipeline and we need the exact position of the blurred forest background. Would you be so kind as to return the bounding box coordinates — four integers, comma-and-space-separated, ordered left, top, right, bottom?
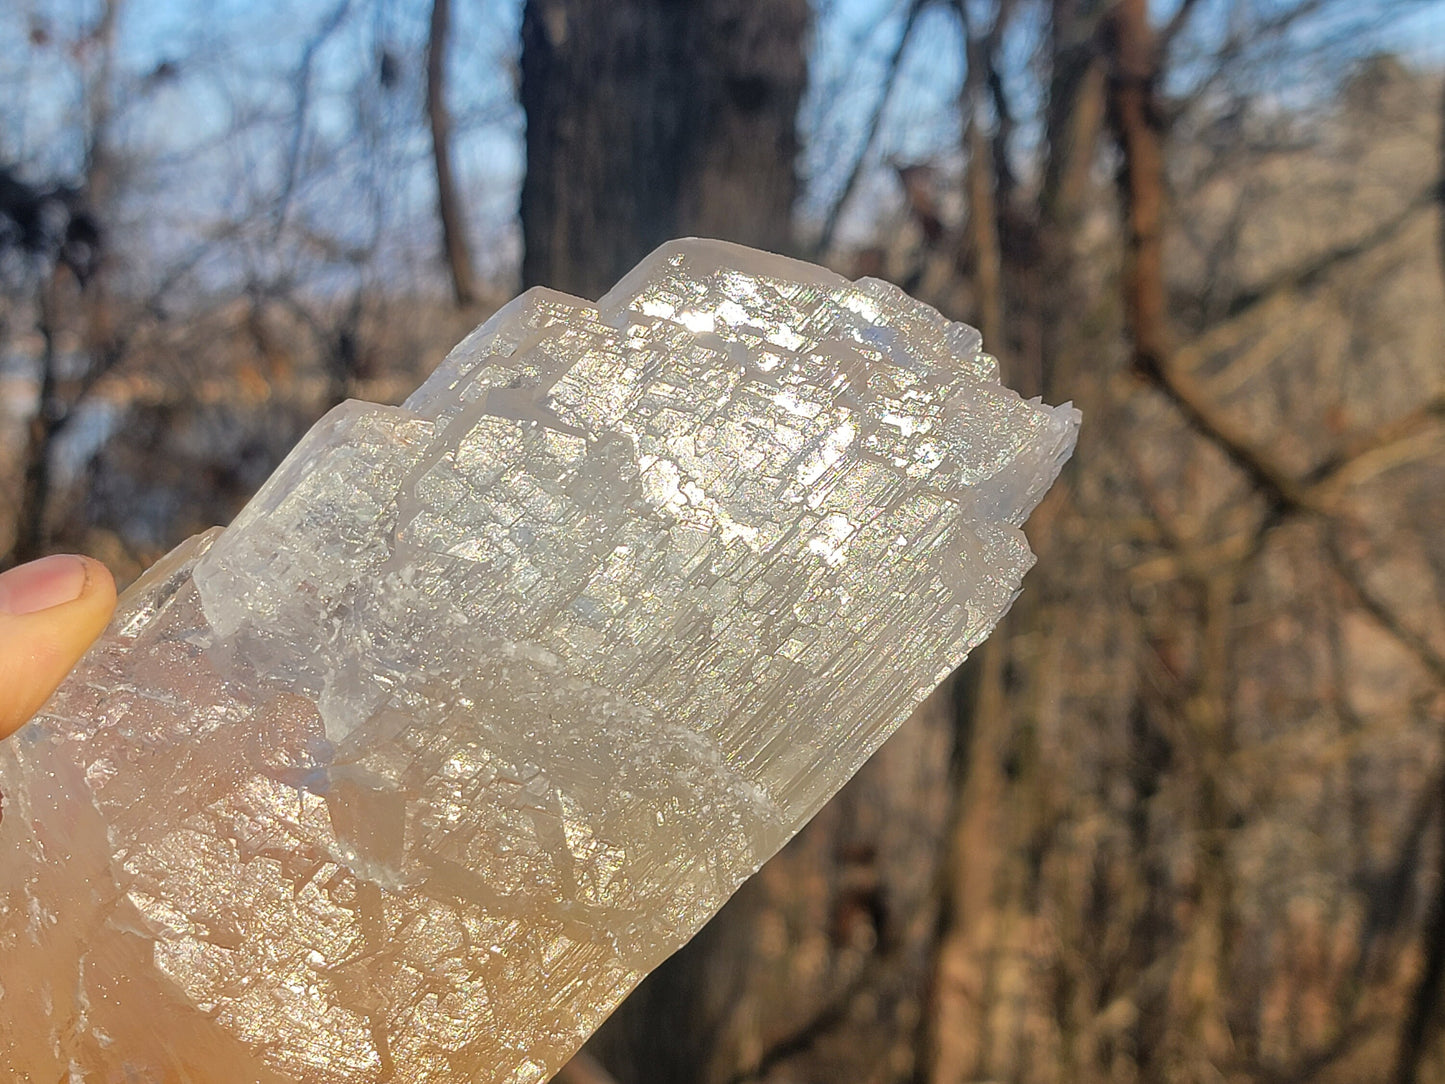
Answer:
3, 0, 1445, 1081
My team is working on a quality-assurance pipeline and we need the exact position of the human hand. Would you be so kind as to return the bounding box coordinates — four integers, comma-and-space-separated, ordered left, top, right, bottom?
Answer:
0, 555, 117, 740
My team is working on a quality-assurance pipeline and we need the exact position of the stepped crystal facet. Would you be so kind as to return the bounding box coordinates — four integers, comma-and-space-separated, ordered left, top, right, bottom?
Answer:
0, 240, 1078, 1082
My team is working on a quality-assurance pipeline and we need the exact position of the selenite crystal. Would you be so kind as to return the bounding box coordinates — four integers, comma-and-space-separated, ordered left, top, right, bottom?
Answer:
0, 240, 1079, 1083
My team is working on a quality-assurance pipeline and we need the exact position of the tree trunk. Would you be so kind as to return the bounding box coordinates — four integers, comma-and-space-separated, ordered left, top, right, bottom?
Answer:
1036, 0, 1106, 401
8, 0, 121, 566
1103, 2, 1243, 1073
12, 283, 63, 566
1102, 0, 1171, 372
518, 0, 809, 299
1390, 73, 1445, 1084
959, 8, 1007, 350
427, 0, 479, 307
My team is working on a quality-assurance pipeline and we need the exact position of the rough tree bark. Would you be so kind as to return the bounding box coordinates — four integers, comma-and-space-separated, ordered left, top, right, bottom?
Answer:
518, 0, 809, 299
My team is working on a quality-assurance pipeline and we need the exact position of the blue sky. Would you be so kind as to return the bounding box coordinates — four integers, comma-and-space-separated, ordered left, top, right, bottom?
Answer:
3, 0, 1441, 292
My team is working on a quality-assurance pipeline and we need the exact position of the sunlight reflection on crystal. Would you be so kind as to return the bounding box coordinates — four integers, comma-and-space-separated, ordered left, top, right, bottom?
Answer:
3, 239, 1078, 1084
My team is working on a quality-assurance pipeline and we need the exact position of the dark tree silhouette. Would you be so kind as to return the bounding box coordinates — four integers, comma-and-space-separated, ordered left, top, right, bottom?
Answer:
519, 0, 809, 298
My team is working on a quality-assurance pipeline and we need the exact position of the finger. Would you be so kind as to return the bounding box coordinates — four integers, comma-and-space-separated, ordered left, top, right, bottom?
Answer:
0, 555, 117, 740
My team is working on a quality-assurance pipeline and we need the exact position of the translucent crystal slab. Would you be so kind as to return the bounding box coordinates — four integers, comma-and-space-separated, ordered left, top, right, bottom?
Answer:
0, 239, 1079, 1083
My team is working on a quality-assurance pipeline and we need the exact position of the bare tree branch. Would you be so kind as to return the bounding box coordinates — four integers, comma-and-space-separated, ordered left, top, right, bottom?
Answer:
1214, 186, 1437, 323
812, 0, 924, 258
1324, 530, 1445, 688
1138, 336, 1319, 514
1104, 2, 1441, 528
1395, 776, 1445, 1084
428, 0, 478, 306
275, 0, 351, 234
1308, 396, 1445, 492
1158, 0, 1204, 57
1167, 0, 1329, 115
724, 964, 879, 1084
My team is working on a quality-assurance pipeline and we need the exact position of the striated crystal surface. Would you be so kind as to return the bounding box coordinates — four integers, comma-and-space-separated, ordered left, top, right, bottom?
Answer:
0, 239, 1078, 1083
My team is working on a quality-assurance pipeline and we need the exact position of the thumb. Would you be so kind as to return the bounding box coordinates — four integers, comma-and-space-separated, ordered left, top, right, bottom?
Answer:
0, 554, 117, 740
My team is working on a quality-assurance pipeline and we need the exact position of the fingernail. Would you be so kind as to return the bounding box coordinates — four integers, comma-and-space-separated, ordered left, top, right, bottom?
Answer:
0, 555, 90, 615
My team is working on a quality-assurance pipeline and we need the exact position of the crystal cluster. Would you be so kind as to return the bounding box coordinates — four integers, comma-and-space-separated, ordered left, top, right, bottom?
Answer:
0, 240, 1078, 1082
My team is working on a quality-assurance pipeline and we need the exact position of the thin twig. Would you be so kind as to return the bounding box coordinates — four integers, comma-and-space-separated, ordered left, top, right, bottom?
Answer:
1159, 0, 1204, 55
1323, 529, 1445, 688
1135, 351, 1318, 514
274, 0, 351, 237
812, 0, 924, 258
1215, 187, 1437, 323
